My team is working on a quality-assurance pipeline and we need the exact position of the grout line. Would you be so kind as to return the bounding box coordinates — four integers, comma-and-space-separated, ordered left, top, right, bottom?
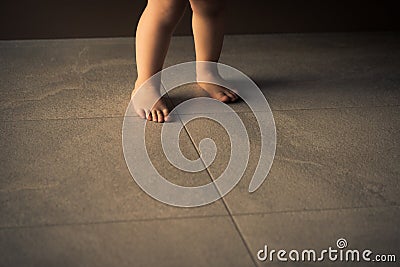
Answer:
168, 109, 400, 264
0, 214, 230, 231
181, 120, 259, 267
0, 115, 127, 123
226, 214, 259, 267
1, 205, 398, 231
252, 76, 400, 88
1, 104, 399, 123
230, 204, 400, 218
272, 104, 400, 112
159, 82, 258, 264
169, 104, 400, 116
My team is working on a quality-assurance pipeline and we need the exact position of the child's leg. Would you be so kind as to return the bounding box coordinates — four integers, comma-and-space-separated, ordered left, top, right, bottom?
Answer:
134, 0, 187, 122
189, 0, 238, 102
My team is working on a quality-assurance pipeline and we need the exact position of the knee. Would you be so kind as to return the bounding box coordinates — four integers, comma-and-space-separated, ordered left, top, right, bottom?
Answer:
190, 0, 226, 17
146, 0, 187, 26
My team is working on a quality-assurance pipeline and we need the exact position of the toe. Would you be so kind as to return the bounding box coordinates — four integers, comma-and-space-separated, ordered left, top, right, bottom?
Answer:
218, 93, 230, 102
231, 91, 239, 101
225, 91, 237, 102
151, 110, 158, 122
137, 109, 146, 119
162, 109, 169, 122
157, 110, 164, 123
145, 110, 152, 121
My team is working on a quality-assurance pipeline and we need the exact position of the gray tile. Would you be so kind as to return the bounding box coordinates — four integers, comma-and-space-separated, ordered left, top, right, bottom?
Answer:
233, 206, 400, 266
221, 33, 400, 82
167, 78, 400, 115
260, 78, 400, 111
1, 33, 399, 267
165, 33, 400, 111
165, 36, 196, 66
0, 117, 227, 227
182, 107, 400, 214
1, 38, 137, 121
2, 33, 400, 121
0, 216, 254, 267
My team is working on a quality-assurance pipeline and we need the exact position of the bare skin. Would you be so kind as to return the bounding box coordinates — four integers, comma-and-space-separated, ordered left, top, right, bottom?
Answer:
131, 80, 170, 122
190, 0, 238, 103
132, 0, 238, 123
132, 0, 187, 123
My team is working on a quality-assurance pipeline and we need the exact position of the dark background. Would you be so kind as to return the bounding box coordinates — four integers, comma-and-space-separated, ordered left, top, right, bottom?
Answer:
1, 0, 399, 40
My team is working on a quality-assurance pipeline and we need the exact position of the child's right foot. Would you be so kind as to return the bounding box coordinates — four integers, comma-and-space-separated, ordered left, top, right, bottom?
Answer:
196, 71, 239, 103
131, 81, 170, 123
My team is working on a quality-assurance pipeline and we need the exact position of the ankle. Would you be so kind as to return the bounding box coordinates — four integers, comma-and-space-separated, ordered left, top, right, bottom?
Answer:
134, 79, 144, 89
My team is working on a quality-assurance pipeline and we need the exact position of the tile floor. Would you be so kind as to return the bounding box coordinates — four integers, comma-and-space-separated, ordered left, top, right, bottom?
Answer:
1, 32, 399, 266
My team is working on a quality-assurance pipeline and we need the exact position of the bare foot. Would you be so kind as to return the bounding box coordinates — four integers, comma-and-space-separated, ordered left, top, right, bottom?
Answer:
131, 80, 169, 123
197, 74, 239, 103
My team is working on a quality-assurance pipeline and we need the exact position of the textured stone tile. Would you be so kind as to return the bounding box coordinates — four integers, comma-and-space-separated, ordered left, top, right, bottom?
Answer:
221, 33, 400, 82
182, 107, 400, 214
166, 33, 400, 112
164, 36, 196, 67
0, 216, 254, 267
0, 117, 227, 227
259, 78, 400, 110
1, 33, 399, 267
234, 206, 400, 266
167, 78, 400, 116
0, 38, 137, 121
2, 33, 399, 121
